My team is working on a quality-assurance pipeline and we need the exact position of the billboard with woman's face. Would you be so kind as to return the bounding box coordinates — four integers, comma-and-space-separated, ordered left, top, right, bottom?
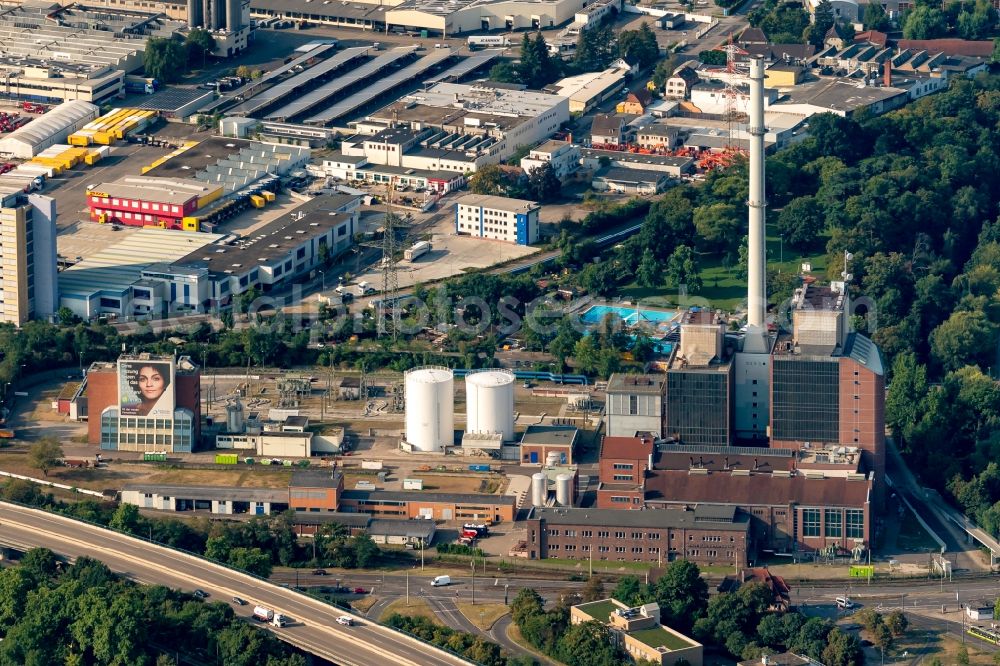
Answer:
118, 360, 174, 417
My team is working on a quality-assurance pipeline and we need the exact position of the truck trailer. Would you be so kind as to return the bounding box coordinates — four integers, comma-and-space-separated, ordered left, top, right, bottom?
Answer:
403, 241, 431, 261
467, 35, 510, 49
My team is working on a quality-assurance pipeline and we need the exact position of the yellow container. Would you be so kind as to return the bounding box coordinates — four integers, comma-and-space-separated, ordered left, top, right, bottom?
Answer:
84, 151, 102, 165
68, 134, 91, 147
182, 217, 200, 232
262, 191, 276, 202
250, 195, 266, 209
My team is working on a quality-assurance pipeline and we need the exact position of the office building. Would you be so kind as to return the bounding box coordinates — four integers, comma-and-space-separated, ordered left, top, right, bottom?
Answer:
570, 598, 703, 666
0, 192, 57, 325
85, 354, 202, 452
454, 194, 539, 245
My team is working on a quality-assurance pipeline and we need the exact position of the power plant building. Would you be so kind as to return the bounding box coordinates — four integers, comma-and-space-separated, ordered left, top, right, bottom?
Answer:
605, 374, 665, 438
665, 310, 733, 446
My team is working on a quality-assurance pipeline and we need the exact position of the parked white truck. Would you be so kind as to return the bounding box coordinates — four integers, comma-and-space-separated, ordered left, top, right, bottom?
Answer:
252, 606, 287, 627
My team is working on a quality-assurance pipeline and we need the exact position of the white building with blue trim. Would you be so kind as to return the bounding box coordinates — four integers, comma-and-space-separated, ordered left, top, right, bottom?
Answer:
454, 194, 539, 245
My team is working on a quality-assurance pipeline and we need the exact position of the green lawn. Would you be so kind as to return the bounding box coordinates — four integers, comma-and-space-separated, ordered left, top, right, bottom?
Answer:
575, 600, 618, 622
620, 239, 830, 313
629, 626, 696, 651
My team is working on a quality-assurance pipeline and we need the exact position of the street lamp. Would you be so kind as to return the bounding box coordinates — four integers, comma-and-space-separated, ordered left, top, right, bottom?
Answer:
318, 270, 326, 291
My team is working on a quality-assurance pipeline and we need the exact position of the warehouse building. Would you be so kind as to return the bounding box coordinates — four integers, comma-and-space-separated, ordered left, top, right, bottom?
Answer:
0, 192, 58, 325
0, 1, 187, 72
169, 193, 361, 306
58, 228, 223, 320
250, 0, 591, 36
454, 194, 540, 245
0, 100, 99, 159
86, 177, 224, 230
361, 83, 569, 166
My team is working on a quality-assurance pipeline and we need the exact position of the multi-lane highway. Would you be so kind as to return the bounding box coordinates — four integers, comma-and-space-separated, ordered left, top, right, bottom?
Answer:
0, 502, 471, 666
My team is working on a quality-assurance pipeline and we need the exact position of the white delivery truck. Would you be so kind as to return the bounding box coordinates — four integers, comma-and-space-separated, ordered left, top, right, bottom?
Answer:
431, 575, 451, 586
467, 35, 510, 49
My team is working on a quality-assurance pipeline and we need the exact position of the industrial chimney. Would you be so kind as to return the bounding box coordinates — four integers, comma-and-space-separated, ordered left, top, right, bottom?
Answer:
744, 56, 769, 353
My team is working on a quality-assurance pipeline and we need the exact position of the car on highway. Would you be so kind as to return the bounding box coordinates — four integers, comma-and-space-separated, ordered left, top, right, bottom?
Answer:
232, 596, 247, 606
336, 616, 354, 626
836, 596, 854, 609
193, 589, 209, 599
353, 587, 366, 595
313, 568, 327, 575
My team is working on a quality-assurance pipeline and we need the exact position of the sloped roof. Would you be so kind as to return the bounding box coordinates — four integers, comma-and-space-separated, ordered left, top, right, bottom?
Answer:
895, 39, 995, 58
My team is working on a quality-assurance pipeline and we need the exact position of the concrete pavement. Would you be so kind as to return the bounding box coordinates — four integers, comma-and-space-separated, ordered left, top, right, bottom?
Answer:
0, 502, 472, 666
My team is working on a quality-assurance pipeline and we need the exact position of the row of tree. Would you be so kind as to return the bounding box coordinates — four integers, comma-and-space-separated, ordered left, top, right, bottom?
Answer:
0, 548, 306, 666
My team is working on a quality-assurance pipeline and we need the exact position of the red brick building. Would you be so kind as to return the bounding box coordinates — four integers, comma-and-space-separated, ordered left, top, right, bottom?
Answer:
527, 505, 751, 566
599, 436, 654, 484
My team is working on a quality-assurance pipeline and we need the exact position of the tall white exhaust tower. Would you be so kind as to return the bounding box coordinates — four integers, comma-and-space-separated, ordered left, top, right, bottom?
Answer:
745, 56, 768, 353
732, 56, 772, 443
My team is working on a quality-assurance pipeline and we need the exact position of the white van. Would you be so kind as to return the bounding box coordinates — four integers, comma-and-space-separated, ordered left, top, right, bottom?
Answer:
431, 575, 451, 587
836, 596, 854, 609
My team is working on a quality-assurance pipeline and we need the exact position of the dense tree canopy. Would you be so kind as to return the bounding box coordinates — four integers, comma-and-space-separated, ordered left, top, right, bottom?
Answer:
0, 549, 306, 666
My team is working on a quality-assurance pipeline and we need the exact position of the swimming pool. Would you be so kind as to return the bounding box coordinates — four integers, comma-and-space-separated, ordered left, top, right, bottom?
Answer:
580, 305, 676, 326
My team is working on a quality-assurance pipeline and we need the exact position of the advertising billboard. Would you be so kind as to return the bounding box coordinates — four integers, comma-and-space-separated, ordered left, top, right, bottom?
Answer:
118, 358, 175, 417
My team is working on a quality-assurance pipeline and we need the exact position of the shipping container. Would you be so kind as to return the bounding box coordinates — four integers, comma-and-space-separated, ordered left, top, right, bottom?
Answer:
250, 194, 266, 208
215, 453, 239, 465
468, 464, 491, 472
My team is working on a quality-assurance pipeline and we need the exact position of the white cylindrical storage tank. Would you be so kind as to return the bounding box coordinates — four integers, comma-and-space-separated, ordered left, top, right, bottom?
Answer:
545, 451, 561, 467
465, 369, 515, 441
531, 472, 547, 507
404, 367, 454, 453
555, 473, 573, 506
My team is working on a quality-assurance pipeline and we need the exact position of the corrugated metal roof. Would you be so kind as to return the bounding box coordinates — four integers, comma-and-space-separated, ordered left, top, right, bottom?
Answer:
0, 100, 98, 153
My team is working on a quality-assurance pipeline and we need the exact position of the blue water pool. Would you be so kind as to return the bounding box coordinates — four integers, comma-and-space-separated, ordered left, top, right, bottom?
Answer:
580, 305, 675, 326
